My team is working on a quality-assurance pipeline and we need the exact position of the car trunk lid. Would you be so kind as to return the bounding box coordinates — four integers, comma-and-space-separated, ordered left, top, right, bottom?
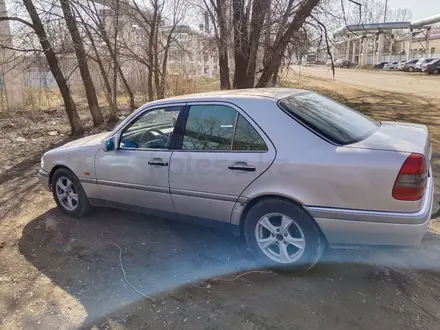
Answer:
346, 121, 431, 161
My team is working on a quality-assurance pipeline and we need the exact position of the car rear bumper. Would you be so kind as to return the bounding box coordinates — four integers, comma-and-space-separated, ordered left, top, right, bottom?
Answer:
38, 169, 50, 191
306, 177, 434, 246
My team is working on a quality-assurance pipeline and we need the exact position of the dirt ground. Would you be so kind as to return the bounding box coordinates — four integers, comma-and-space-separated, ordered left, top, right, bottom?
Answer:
297, 66, 440, 100
1, 72, 440, 330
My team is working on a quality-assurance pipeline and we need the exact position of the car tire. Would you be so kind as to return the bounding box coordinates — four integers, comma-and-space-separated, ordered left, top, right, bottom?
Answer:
51, 168, 91, 218
408, 67, 414, 72
434, 69, 440, 74
244, 198, 326, 274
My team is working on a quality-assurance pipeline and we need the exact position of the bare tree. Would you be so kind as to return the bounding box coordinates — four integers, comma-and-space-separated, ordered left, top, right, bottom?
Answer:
202, 0, 232, 89
0, 0, 84, 135
117, 0, 185, 100
60, 0, 104, 126
75, 6, 117, 116
112, 0, 121, 109
256, 0, 321, 87
75, 0, 136, 110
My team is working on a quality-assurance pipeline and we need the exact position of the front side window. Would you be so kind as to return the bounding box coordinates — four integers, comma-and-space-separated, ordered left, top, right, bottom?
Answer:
182, 105, 267, 151
279, 92, 379, 145
120, 106, 181, 149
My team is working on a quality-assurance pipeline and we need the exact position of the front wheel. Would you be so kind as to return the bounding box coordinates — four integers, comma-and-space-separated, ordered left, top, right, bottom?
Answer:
408, 67, 414, 72
51, 168, 91, 217
434, 69, 440, 74
244, 199, 326, 274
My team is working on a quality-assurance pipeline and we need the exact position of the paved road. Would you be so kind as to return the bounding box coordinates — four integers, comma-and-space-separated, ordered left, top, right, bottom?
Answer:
298, 66, 440, 100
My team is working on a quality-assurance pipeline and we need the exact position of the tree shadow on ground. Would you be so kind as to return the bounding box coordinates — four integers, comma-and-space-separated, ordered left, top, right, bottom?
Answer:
18, 207, 440, 329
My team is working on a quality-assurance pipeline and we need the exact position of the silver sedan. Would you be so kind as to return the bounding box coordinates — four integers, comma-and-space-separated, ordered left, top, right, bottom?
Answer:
38, 88, 434, 272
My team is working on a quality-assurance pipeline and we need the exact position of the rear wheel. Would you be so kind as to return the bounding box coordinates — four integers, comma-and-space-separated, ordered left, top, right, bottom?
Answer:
434, 69, 440, 74
408, 67, 414, 72
244, 199, 325, 274
51, 168, 90, 217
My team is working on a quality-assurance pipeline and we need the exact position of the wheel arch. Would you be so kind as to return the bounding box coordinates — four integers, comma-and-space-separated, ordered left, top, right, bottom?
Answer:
237, 194, 326, 241
49, 164, 76, 187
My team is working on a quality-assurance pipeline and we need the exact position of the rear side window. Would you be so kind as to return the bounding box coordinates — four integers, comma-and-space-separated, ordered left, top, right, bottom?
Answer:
233, 115, 267, 151
182, 105, 236, 150
181, 105, 267, 151
278, 93, 379, 145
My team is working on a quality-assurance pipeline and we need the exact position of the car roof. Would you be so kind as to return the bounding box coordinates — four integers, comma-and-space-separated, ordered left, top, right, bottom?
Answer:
147, 88, 309, 105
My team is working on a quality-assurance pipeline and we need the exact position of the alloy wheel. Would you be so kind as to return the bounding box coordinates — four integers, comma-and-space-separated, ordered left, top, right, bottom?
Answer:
55, 176, 79, 211
255, 212, 306, 264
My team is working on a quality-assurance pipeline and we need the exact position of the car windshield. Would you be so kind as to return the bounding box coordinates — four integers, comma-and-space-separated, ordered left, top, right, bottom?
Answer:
278, 92, 380, 145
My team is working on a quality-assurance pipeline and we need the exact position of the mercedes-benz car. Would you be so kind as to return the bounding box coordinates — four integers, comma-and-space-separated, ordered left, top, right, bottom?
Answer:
38, 88, 434, 273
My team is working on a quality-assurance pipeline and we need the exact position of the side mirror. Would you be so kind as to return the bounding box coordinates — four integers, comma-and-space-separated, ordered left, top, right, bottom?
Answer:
102, 137, 115, 152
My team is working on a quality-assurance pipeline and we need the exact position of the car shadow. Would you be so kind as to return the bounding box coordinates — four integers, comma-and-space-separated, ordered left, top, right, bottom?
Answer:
18, 207, 440, 329
18, 207, 256, 326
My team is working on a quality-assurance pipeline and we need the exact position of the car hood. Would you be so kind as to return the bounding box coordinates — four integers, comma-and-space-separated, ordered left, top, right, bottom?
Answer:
60, 132, 110, 149
347, 121, 431, 159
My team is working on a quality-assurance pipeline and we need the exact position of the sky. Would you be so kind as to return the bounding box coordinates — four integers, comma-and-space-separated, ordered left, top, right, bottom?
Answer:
388, 0, 440, 20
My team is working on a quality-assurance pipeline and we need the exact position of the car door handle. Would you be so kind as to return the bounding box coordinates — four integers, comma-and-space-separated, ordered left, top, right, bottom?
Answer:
228, 163, 256, 172
148, 158, 168, 166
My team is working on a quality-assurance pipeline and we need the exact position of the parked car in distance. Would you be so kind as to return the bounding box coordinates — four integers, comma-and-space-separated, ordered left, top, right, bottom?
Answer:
421, 58, 439, 72
426, 59, 440, 74
414, 58, 437, 72
373, 61, 389, 69
333, 59, 344, 67
403, 59, 419, 72
397, 60, 407, 70
335, 59, 358, 68
383, 61, 400, 70
38, 88, 434, 273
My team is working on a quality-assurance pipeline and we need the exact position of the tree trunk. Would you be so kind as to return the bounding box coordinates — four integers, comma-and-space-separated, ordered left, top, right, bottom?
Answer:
158, 31, 174, 99
96, 19, 135, 110
216, 0, 231, 89
247, 0, 269, 87
23, 0, 83, 136
112, 0, 120, 113
60, 0, 103, 126
218, 49, 231, 89
262, 6, 272, 67
147, 4, 158, 101
232, 0, 249, 89
256, 0, 320, 87
153, 21, 163, 99
79, 14, 117, 117
117, 65, 135, 110
271, 61, 281, 86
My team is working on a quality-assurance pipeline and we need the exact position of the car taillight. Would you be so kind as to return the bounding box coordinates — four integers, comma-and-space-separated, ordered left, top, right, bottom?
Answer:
392, 153, 427, 201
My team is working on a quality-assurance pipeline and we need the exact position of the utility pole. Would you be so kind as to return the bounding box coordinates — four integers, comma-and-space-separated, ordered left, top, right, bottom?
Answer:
384, 0, 388, 22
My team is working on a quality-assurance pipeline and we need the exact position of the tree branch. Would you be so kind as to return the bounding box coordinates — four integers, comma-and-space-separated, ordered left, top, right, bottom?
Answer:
0, 16, 35, 30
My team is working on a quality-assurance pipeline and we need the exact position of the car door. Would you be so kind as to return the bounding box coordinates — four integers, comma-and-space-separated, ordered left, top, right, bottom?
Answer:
169, 102, 276, 222
94, 104, 185, 212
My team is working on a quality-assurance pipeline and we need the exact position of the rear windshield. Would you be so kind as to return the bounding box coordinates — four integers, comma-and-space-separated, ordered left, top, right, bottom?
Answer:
278, 92, 379, 145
